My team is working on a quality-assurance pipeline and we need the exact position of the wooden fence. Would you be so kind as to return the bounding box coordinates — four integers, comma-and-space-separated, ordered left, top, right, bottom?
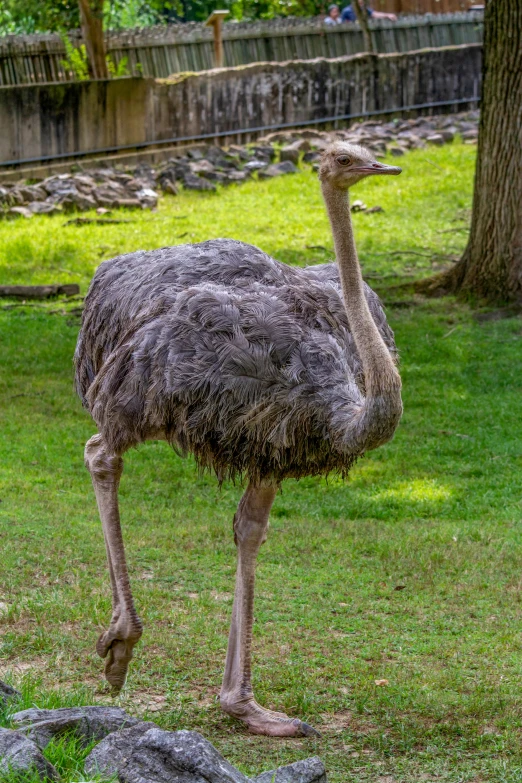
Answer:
1, 44, 482, 167
0, 12, 483, 86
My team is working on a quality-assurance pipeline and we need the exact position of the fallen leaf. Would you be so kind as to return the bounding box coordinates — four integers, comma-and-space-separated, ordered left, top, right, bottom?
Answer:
374, 679, 389, 686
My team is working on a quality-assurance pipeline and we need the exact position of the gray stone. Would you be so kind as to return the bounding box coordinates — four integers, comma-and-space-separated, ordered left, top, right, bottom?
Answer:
390, 146, 405, 157
8, 206, 33, 219
0, 727, 59, 780
259, 161, 298, 179
426, 133, 445, 145
280, 140, 309, 164
202, 171, 227, 184
0, 681, 20, 706
114, 198, 143, 209
12, 706, 139, 750
189, 160, 215, 175
136, 188, 159, 208
86, 727, 250, 783
243, 160, 267, 172
253, 757, 326, 783
18, 185, 47, 202
223, 171, 248, 184
251, 145, 276, 162
461, 128, 478, 140
161, 180, 179, 195
182, 174, 216, 192
302, 151, 320, 163
72, 192, 98, 210
27, 201, 62, 214
439, 129, 455, 142
84, 722, 159, 778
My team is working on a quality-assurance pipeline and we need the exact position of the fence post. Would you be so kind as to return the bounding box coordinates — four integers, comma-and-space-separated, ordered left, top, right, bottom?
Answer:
205, 10, 230, 68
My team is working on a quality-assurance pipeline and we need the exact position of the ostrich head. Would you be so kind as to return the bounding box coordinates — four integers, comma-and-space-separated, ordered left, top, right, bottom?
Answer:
319, 142, 402, 189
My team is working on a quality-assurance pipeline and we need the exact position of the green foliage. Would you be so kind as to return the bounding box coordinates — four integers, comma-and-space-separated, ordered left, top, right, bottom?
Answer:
1, 143, 522, 783
106, 54, 130, 77
0, 0, 326, 35
0, 0, 79, 35
60, 35, 89, 81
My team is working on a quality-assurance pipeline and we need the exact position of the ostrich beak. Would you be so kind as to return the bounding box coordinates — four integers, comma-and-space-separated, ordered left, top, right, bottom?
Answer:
354, 161, 402, 176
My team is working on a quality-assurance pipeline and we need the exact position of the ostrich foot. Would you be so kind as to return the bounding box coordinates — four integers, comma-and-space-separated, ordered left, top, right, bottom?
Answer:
220, 693, 320, 737
96, 613, 143, 693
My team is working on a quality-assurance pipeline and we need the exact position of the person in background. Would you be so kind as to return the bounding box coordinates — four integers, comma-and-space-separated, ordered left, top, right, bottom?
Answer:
342, 0, 397, 22
324, 4, 343, 24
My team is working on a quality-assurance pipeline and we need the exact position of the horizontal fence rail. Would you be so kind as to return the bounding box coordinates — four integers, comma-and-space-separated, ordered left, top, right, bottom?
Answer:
0, 45, 482, 167
0, 12, 483, 86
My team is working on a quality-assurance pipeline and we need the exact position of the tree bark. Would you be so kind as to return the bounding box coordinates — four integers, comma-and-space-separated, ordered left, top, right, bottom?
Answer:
417, 0, 522, 304
78, 0, 108, 79
352, 0, 375, 55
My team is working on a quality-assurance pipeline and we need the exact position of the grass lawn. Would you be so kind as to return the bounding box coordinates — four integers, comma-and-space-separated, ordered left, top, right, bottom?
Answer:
1, 141, 522, 782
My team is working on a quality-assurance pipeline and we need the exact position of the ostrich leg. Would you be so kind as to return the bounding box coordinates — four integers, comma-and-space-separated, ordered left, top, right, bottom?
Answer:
84, 434, 142, 691
220, 483, 319, 737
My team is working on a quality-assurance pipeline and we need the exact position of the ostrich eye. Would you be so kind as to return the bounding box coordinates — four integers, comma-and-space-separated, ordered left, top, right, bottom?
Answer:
337, 155, 352, 166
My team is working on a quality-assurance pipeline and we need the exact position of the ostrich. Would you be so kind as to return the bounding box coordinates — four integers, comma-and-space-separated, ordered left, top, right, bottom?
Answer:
75, 142, 402, 738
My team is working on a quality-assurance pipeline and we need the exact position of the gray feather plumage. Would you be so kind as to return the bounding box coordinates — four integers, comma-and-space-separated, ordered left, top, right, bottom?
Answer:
75, 239, 398, 482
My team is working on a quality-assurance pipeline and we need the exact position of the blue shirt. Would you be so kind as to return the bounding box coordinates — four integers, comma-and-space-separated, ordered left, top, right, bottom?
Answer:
341, 4, 374, 21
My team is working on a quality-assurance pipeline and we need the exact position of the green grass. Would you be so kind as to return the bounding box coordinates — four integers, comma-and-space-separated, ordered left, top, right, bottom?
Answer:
1, 141, 522, 782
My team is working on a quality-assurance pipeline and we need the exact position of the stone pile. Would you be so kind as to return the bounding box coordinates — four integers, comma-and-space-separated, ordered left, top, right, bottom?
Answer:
0, 693, 326, 783
0, 110, 478, 220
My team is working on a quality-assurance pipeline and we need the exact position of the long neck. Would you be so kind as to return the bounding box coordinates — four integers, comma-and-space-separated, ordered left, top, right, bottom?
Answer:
321, 181, 400, 398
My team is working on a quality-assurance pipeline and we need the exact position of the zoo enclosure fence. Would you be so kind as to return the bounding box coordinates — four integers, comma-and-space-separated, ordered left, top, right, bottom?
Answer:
0, 12, 483, 86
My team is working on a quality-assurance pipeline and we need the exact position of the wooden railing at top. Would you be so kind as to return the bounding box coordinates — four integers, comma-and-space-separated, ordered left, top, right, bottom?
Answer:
0, 11, 483, 86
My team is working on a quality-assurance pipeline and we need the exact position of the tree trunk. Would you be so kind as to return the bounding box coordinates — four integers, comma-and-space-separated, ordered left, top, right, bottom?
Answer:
78, 0, 108, 79
418, 0, 522, 304
352, 0, 375, 55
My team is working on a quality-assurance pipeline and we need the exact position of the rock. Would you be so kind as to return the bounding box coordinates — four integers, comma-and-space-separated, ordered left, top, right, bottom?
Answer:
223, 171, 248, 184
189, 160, 215, 175
18, 185, 47, 202
253, 757, 327, 783
203, 171, 227, 184
0, 681, 20, 706
72, 192, 97, 210
84, 722, 159, 778
390, 146, 405, 157
12, 706, 139, 750
162, 180, 179, 195
8, 206, 33, 219
86, 727, 250, 783
187, 148, 204, 160
227, 144, 250, 161
439, 129, 455, 142
243, 160, 267, 172
182, 174, 216, 192
133, 163, 156, 185
302, 151, 321, 163
461, 128, 479, 140
426, 133, 445, 145
96, 207, 112, 215
27, 202, 62, 215
258, 161, 298, 179
280, 140, 310, 164
251, 145, 276, 162
279, 147, 300, 165
136, 188, 159, 208
0, 727, 59, 780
